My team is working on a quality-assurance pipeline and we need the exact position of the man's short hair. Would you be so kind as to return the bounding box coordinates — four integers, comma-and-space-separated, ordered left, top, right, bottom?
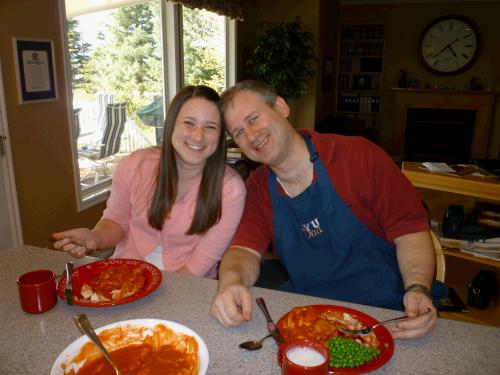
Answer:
220, 80, 278, 114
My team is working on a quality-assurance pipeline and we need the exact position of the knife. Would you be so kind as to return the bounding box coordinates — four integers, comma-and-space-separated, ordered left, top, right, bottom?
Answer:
255, 297, 285, 346
64, 261, 74, 305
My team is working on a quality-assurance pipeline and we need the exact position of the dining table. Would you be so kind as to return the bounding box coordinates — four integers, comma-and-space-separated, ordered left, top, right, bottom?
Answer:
1, 245, 499, 375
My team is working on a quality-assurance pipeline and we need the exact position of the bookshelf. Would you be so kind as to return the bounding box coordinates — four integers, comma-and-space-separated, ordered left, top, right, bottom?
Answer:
402, 161, 500, 327
335, 23, 385, 138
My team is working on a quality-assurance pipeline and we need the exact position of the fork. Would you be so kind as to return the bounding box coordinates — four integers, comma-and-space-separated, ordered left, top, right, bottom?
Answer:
339, 307, 432, 335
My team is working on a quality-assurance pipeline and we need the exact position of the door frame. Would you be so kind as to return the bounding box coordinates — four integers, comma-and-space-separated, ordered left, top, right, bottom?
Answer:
0, 58, 23, 249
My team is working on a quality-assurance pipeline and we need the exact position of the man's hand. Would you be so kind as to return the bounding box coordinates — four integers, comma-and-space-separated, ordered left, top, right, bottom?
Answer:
210, 246, 262, 327
389, 290, 437, 339
393, 231, 437, 339
211, 282, 253, 327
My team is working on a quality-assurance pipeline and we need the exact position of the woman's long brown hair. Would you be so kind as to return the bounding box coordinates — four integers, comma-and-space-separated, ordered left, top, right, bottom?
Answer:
148, 85, 226, 234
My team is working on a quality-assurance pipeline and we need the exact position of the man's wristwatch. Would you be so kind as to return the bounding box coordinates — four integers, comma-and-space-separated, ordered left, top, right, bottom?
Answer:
404, 283, 432, 299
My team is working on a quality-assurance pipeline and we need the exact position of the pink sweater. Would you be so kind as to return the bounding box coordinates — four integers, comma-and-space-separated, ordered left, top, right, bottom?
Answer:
102, 147, 246, 278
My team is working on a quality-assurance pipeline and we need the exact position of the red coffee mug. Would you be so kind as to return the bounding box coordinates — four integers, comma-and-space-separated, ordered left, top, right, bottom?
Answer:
280, 339, 329, 375
17, 269, 57, 314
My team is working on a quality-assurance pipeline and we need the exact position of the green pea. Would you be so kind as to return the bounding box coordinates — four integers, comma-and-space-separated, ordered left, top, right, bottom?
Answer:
327, 337, 381, 368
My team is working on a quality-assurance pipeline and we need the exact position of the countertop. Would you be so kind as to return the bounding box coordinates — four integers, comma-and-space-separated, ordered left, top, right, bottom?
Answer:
1, 246, 499, 374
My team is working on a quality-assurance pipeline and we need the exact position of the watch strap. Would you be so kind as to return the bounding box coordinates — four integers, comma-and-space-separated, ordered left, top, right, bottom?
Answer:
404, 283, 432, 299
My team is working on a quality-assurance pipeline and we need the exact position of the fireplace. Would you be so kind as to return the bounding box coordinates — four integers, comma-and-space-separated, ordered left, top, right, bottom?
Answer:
392, 89, 495, 161
404, 108, 476, 163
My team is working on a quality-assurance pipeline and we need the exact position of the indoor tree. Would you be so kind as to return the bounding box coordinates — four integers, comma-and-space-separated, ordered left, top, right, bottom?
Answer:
246, 17, 316, 101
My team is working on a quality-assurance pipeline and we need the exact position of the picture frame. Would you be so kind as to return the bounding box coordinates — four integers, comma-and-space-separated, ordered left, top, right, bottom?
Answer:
12, 37, 58, 104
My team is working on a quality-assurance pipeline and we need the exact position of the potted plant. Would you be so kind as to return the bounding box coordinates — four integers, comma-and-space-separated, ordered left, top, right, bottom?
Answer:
245, 17, 316, 101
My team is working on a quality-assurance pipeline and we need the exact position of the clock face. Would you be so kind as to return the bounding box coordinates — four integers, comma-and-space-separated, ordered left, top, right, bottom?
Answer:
418, 15, 480, 75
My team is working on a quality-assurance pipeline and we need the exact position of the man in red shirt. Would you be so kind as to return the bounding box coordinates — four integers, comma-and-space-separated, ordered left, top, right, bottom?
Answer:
211, 80, 440, 339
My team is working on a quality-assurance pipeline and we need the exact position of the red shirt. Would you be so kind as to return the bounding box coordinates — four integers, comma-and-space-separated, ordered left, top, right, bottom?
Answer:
231, 129, 429, 257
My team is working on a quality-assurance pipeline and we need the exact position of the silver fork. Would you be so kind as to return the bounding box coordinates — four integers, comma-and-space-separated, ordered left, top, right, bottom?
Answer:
339, 307, 432, 335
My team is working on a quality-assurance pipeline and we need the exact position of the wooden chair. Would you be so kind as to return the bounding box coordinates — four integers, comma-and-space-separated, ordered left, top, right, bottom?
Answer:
431, 230, 446, 283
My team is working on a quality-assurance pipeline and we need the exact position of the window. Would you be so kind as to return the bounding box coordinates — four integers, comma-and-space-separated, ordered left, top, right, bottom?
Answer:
182, 7, 226, 92
62, 0, 235, 210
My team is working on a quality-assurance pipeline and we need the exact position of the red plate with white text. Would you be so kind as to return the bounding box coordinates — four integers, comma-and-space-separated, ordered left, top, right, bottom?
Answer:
57, 259, 162, 307
277, 305, 394, 374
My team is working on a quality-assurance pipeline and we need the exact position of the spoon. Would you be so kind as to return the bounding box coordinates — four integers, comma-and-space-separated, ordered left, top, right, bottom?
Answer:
339, 307, 432, 335
74, 314, 123, 375
239, 334, 272, 351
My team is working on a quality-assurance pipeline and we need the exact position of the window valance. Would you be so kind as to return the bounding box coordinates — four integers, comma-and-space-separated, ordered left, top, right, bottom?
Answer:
66, 0, 246, 20
169, 0, 246, 20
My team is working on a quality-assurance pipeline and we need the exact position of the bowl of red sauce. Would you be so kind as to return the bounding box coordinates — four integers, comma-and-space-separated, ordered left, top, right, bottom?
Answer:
50, 319, 209, 375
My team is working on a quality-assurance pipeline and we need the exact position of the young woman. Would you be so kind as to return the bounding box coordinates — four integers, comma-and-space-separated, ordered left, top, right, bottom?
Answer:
53, 86, 246, 278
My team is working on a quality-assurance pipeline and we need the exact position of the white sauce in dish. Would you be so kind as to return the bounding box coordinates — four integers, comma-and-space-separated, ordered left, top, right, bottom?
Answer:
286, 346, 326, 367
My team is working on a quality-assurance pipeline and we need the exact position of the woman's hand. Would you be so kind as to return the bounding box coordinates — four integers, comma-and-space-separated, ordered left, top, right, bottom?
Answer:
52, 228, 97, 258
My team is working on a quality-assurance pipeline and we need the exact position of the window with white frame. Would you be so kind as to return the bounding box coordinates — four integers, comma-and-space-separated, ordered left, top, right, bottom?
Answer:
62, 0, 235, 210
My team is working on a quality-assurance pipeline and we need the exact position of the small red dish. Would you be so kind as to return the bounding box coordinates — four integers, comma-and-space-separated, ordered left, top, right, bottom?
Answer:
277, 305, 394, 374
57, 258, 162, 307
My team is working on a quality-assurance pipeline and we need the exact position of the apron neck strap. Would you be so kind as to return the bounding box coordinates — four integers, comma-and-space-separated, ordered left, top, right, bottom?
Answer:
304, 136, 319, 163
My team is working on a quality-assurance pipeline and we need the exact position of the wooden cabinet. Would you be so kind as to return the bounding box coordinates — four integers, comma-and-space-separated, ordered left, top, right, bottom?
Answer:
335, 24, 385, 138
402, 161, 500, 327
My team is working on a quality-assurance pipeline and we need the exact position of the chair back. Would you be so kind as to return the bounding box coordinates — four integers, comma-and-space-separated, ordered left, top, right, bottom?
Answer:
99, 103, 127, 159
431, 230, 446, 283
96, 93, 115, 136
73, 108, 82, 139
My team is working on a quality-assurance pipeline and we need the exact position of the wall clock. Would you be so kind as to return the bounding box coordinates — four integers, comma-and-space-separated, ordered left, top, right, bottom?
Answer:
418, 15, 480, 75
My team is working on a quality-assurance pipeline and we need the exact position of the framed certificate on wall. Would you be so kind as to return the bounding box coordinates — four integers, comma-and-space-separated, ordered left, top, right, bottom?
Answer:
12, 37, 58, 104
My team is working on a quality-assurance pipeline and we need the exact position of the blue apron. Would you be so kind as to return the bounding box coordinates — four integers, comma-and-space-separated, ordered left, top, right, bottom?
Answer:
268, 136, 405, 310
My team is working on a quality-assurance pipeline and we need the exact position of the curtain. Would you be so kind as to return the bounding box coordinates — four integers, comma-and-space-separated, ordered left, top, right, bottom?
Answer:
66, 0, 247, 20
169, 0, 247, 20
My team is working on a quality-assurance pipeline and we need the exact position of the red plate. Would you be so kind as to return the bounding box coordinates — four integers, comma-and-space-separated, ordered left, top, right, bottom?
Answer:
57, 259, 162, 307
276, 305, 394, 374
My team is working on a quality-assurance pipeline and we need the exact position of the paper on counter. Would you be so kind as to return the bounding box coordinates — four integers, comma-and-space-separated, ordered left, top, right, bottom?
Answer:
422, 162, 456, 173
439, 236, 500, 261
461, 249, 500, 261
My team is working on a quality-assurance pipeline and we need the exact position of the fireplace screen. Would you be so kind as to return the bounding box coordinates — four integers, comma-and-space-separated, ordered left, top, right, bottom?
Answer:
404, 108, 476, 163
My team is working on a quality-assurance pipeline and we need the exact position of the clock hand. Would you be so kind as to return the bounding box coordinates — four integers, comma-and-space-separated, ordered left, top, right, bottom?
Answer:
432, 38, 459, 58
447, 46, 457, 58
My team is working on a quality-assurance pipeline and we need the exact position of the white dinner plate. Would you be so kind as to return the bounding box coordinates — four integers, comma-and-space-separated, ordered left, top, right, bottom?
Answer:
50, 319, 209, 375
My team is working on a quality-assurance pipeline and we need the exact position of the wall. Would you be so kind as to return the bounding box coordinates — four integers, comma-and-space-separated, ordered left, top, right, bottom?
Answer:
237, 0, 340, 129
340, 1, 500, 158
0, 0, 105, 248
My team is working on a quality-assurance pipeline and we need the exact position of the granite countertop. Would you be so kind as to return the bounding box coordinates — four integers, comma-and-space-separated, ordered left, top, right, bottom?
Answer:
1, 246, 499, 374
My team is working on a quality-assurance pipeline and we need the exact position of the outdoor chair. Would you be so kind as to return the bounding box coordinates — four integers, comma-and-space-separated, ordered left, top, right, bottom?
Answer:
96, 93, 115, 136
79, 102, 127, 183
73, 108, 81, 140
99, 102, 127, 159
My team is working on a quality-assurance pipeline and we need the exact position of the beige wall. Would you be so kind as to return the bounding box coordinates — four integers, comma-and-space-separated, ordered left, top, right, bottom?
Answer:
340, 1, 500, 157
0, 0, 105, 248
237, 0, 340, 129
